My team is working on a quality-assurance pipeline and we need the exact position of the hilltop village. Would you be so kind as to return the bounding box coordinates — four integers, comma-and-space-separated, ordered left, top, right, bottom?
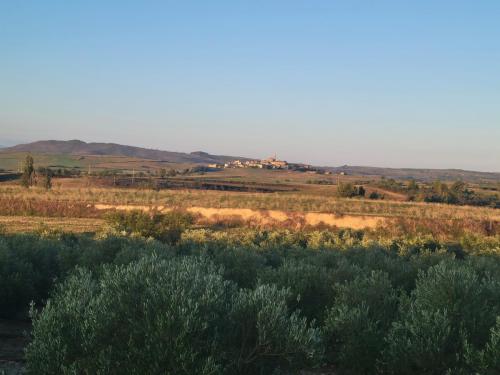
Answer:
209, 154, 324, 172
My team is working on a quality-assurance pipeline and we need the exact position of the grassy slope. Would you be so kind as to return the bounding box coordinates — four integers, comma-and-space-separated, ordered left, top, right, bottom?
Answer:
0, 152, 195, 173
0, 152, 83, 171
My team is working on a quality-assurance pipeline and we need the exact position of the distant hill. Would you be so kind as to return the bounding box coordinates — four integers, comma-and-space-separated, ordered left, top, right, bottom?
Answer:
4, 140, 499, 183
326, 165, 500, 183
4, 140, 247, 164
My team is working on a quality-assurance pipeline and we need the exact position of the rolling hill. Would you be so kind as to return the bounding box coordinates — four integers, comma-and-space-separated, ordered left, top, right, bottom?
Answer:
4, 140, 247, 164
3, 140, 499, 183
326, 165, 500, 183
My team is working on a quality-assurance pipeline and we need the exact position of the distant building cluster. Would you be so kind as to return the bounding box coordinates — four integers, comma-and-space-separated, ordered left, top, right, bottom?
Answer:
209, 154, 318, 172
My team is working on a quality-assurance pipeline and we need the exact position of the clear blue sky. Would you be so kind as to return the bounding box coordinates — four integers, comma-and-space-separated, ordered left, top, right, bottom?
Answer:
1, 1, 499, 171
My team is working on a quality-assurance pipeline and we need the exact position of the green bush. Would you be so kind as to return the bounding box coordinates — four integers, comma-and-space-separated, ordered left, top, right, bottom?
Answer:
227, 284, 323, 373
211, 247, 266, 289
1, 229, 500, 373
464, 316, 500, 373
337, 182, 365, 198
0, 234, 174, 319
259, 259, 337, 322
26, 256, 234, 374
26, 256, 321, 375
383, 261, 500, 374
0, 235, 59, 319
324, 271, 398, 374
105, 209, 194, 243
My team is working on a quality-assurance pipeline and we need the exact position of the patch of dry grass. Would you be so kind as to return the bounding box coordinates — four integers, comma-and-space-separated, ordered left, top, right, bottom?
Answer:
0, 216, 103, 233
1, 183, 498, 221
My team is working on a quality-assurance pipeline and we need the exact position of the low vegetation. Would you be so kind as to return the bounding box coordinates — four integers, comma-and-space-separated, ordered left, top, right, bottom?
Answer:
1, 184, 499, 223
375, 178, 500, 208
1, 212, 500, 373
336, 182, 365, 198
104, 209, 194, 243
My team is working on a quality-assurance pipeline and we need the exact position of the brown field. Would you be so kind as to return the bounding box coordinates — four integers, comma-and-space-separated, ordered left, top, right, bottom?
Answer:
0, 215, 103, 233
1, 180, 499, 219
0, 176, 499, 238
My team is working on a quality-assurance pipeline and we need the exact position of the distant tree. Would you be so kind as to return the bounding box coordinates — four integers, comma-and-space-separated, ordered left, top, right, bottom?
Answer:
20, 154, 35, 188
408, 179, 419, 191
369, 191, 383, 200
432, 180, 445, 195
337, 182, 357, 198
168, 169, 177, 177
42, 170, 52, 190
357, 185, 366, 197
451, 180, 466, 194
159, 168, 167, 178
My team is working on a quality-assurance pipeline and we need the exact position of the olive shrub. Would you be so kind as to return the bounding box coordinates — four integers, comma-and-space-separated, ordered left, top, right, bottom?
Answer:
26, 256, 322, 375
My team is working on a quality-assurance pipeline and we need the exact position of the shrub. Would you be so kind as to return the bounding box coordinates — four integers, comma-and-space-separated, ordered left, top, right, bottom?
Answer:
105, 209, 194, 243
26, 256, 234, 374
227, 284, 323, 374
464, 317, 500, 373
211, 247, 266, 288
259, 259, 337, 322
383, 261, 500, 374
26, 256, 321, 375
0, 235, 59, 319
1, 230, 500, 373
369, 191, 383, 199
323, 271, 398, 374
337, 182, 357, 198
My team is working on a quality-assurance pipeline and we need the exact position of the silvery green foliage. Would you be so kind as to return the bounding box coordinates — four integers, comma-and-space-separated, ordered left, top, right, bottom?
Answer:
258, 259, 337, 322
26, 256, 321, 375
383, 261, 500, 374
26, 256, 233, 374
226, 284, 323, 374
323, 270, 398, 374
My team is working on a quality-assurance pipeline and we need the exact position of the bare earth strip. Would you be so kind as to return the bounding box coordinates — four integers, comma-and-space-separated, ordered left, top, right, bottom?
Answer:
94, 204, 386, 229
0, 206, 386, 233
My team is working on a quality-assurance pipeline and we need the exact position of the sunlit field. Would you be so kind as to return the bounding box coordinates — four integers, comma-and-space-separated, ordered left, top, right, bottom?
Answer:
1, 174, 499, 374
1, 180, 499, 219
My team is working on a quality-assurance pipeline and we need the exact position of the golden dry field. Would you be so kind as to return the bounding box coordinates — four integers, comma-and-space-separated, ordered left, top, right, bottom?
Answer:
1, 180, 499, 218
1, 177, 498, 238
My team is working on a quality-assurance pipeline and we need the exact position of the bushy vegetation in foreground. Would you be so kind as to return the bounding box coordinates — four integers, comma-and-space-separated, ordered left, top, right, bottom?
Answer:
1, 228, 500, 374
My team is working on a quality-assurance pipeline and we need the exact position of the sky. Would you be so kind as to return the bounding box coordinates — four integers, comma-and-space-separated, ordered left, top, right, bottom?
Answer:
1, 1, 499, 171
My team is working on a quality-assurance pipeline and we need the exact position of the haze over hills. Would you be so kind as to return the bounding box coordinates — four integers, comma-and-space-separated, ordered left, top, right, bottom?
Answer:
3, 140, 248, 165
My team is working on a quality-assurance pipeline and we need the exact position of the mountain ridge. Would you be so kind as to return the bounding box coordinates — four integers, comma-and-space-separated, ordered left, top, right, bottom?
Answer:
4, 139, 249, 164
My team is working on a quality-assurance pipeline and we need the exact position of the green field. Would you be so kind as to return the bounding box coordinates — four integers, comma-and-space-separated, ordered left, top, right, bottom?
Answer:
0, 152, 84, 171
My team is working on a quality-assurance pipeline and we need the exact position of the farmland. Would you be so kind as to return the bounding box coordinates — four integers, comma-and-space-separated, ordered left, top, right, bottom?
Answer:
4, 2, 500, 372
1, 164, 500, 374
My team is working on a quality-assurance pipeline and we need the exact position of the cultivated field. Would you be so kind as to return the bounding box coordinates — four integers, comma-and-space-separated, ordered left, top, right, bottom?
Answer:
2, 180, 499, 218
1, 177, 499, 240
1, 171, 499, 374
